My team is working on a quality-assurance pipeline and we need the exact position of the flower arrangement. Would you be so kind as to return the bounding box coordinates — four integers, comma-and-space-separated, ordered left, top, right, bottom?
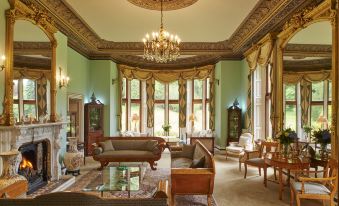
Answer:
312, 129, 331, 146
162, 124, 171, 136
275, 128, 298, 145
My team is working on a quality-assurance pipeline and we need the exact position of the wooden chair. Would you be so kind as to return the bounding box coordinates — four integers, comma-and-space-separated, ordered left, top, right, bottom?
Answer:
290, 158, 338, 206
243, 141, 279, 187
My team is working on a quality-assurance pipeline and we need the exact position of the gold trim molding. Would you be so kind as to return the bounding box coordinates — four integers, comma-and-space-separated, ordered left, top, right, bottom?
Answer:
126, 0, 199, 11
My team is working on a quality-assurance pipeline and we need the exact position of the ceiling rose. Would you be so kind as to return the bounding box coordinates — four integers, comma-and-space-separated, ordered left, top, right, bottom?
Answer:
127, 0, 199, 11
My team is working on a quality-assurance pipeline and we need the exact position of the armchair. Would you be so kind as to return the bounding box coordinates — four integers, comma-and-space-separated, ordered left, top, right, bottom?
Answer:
225, 133, 253, 170
290, 158, 337, 206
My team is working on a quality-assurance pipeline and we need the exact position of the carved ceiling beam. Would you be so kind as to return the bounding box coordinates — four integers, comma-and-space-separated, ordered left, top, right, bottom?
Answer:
14, 41, 51, 57
284, 44, 332, 58
14, 55, 51, 70
284, 58, 332, 71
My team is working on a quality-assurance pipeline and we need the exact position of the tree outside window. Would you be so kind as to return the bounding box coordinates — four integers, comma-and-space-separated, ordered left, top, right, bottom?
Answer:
284, 84, 297, 131
13, 79, 37, 121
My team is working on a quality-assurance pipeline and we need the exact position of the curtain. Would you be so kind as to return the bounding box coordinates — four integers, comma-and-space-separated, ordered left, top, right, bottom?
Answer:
13, 68, 51, 81
300, 79, 311, 127
37, 76, 47, 116
117, 71, 122, 131
178, 78, 187, 128
146, 78, 155, 128
209, 75, 215, 130
283, 71, 332, 84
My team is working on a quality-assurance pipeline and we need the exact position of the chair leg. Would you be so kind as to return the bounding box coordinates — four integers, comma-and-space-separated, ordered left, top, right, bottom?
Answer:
263, 166, 267, 187
207, 195, 212, 206
171, 193, 175, 206
330, 199, 335, 206
290, 188, 294, 206
225, 152, 228, 160
258, 167, 261, 176
322, 200, 326, 206
296, 196, 301, 206
274, 167, 277, 180
244, 164, 248, 179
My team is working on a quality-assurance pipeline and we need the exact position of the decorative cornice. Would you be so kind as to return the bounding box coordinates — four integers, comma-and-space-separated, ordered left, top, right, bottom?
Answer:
14, 41, 51, 57
284, 43, 332, 58
126, 0, 199, 11
22, 0, 323, 68
14, 55, 51, 70
284, 58, 331, 71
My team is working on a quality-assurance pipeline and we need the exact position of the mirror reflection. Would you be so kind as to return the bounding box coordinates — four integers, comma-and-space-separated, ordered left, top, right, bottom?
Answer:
283, 21, 332, 139
13, 20, 52, 123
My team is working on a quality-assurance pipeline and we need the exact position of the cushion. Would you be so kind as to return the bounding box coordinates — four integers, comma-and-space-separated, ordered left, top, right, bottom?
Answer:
246, 158, 265, 165
199, 130, 207, 137
147, 140, 160, 154
99, 140, 114, 152
292, 182, 330, 195
171, 157, 193, 168
95, 150, 155, 159
111, 140, 150, 150
190, 156, 205, 168
206, 129, 214, 137
238, 134, 252, 147
226, 146, 244, 154
181, 144, 195, 159
93, 147, 103, 155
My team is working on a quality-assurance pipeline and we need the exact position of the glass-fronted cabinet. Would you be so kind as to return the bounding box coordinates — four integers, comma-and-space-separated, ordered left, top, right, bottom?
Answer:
84, 93, 104, 156
227, 104, 242, 146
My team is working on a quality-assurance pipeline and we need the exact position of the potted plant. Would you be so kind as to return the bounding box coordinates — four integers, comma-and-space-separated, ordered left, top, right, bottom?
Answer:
302, 125, 313, 142
162, 124, 171, 136
275, 128, 298, 156
312, 128, 331, 159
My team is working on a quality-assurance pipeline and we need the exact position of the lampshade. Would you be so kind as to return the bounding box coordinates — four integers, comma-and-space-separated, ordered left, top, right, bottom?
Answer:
132, 113, 140, 121
317, 115, 328, 123
189, 114, 195, 122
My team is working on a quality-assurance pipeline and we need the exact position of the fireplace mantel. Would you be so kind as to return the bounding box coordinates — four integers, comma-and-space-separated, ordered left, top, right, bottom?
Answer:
0, 122, 68, 181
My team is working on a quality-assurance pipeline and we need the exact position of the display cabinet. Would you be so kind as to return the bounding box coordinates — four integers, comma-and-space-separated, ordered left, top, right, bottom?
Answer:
227, 104, 242, 146
84, 93, 104, 156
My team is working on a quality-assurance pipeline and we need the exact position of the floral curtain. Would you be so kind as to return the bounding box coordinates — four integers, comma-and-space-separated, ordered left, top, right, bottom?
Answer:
209, 75, 215, 130
146, 78, 155, 128
37, 76, 47, 116
178, 77, 187, 128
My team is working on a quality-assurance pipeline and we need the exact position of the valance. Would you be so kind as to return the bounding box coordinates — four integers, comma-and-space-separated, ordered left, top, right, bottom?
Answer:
13, 68, 51, 81
118, 64, 214, 83
283, 71, 332, 84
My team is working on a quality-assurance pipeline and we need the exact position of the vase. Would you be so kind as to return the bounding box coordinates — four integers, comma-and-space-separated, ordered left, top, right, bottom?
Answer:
282, 144, 290, 157
319, 144, 329, 159
63, 137, 83, 176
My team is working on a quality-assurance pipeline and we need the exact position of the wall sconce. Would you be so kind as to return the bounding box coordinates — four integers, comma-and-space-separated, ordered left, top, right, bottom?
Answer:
112, 78, 116, 85
58, 67, 70, 88
214, 78, 220, 85
0, 55, 5, 72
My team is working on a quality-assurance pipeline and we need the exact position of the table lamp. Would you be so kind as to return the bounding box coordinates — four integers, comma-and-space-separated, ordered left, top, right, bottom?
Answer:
317, 115, 328, 129
189, 113, 196, 134
132, 113, 140, 132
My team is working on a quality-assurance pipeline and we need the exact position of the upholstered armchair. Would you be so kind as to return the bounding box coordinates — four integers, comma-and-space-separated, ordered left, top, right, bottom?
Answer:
290, 158, 338, 206
225, 133, 253, 170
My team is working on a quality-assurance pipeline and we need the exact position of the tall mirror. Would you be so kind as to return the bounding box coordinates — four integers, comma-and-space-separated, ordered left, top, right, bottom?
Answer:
282, 21, 332, 139
12, 20, 52, 123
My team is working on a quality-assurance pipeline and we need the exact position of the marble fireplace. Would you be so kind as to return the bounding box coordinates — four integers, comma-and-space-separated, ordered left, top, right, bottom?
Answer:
0, 122, 67, 184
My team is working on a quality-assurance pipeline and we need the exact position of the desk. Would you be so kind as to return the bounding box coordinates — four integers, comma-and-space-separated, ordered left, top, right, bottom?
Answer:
265, 154, 310, 200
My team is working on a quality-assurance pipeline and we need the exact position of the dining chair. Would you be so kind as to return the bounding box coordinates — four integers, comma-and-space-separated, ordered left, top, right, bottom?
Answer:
243, 141, 279, 187
290, 158, 338, 206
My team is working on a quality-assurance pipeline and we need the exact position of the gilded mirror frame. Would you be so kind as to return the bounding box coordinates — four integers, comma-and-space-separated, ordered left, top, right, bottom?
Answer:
3, 0, 57, 125
274, 0, 338, 158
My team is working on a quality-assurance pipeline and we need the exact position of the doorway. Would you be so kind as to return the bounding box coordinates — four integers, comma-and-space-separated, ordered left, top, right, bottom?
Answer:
67, 93, 84, 142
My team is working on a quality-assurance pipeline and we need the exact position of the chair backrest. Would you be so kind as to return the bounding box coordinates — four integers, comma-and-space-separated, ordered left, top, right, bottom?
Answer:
324, 158, 338, 195
259, 141, 279, 158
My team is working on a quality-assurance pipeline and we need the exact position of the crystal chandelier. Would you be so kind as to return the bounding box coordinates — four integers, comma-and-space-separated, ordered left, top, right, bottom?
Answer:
142, 0, 181, 63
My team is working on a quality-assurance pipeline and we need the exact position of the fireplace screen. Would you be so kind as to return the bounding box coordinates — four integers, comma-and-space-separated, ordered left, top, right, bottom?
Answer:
18, 141, 48, 194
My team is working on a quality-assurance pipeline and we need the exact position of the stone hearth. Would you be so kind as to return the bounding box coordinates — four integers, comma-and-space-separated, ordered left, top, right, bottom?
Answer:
0, 122, 67, 181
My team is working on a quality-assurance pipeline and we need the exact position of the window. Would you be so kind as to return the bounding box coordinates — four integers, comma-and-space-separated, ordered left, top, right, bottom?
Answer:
311, 82, 324, 129
192, 78, 210, 131
121, 78, 142, 132
154, 81, 166, 136
13, 79, 37, 121
327, 81, 332, 128
168, 82, 179, 136
284, 84, 297, 131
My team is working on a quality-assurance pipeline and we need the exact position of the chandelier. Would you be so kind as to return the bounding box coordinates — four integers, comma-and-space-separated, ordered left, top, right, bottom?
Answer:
142, 0, 181, 63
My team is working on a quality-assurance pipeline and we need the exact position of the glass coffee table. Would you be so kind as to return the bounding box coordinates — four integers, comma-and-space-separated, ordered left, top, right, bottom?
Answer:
82, 166, 141, 197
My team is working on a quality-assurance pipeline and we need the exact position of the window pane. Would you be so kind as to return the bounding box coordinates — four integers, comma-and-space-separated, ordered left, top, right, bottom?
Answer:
206, 78, 210, 99
121, 102, 126, 131
122, 78, 127, 99
23, 79, 36, 100
311, 105, 324, 129
24, 104, 36, 118
155, 81, 165, 100
285, 105, 296, 131
13, 104, 19, 122
169, 81, 179, 100
328, 105, 332, 128
154, 104, 165, 136
312, 82, 324, 101
206, 103, 210, 130
285, 84, 296, 101
193, 104, 203, 131
13, 80, 19, 99
328, 81, 332, 101
130, 103, 140, 132
130, 79, 140, 99
169, 104, 179, 136
194, 79, 203, 99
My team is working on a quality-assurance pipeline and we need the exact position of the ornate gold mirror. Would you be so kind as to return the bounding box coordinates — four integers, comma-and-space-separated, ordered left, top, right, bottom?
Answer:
2, 0, 57, 125
282, 21, 332, 138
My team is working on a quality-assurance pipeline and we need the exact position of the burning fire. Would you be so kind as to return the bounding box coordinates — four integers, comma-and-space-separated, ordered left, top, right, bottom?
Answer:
20, 158, 33, 170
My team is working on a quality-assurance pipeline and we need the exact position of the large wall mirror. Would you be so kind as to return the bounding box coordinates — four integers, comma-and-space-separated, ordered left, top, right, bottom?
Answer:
13, 20, 52, 122
2, 0, 57, 125
282, 21, 332, 139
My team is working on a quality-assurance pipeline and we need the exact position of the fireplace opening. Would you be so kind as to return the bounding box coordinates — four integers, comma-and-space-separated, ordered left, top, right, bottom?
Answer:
18, 141, 48, 194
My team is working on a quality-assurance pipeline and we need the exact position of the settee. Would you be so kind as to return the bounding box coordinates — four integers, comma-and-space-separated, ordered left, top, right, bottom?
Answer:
0, 180, 169, 206
93, 137, 166, 170
170, 140, 215, 206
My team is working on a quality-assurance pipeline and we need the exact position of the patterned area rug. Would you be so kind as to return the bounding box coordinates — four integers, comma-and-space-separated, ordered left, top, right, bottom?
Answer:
68, 168, 218, 206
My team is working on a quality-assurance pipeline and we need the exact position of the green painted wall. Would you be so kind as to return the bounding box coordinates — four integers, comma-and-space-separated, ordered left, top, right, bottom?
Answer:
0, 1, 9, 116
67, 48, 91, 102
214, 60, 248, 148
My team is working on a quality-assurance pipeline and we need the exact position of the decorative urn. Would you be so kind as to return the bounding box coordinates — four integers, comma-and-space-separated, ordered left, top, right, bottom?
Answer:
63, 137, 83, 176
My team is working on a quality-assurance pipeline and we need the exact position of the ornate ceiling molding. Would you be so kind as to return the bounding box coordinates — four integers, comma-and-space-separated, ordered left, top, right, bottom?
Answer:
14, 41, 51, 57
284, 43, 332, 58
284, 58, 331, 71
26, 0, 323, 68
126, 0, 199, 11
14, 55, 51, 70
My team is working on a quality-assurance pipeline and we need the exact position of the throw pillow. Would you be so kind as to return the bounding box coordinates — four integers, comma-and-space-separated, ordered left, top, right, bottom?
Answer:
181, 144, 196, 159
190, 156, 205, 168
99, 140, 114, 152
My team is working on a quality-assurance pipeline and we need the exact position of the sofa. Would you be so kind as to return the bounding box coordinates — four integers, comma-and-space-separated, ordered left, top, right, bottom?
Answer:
120, 130, 149, 137
0, 180, 169, 206
93, 137, 166, 170
170, 140, 215, 206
